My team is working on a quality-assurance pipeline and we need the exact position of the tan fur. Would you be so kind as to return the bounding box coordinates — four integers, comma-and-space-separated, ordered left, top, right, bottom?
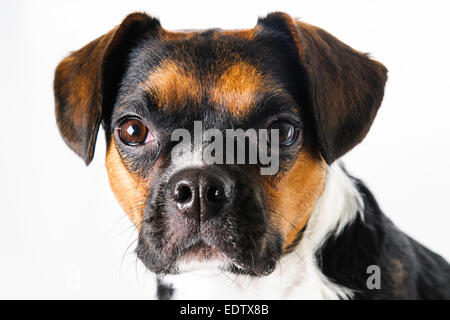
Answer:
262, 148, 327, 251
162, 30, 195, 41
162, 28, 256, 41
392, 259, 409, 298
145, 60, 203, 110
221, 28, 257, 40
145, 59, 276, 117
105, 138, 149, 228
210, 61, 271, 117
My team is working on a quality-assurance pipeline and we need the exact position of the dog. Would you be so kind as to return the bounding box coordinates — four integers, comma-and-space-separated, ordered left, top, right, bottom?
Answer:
54, 12, 450, 299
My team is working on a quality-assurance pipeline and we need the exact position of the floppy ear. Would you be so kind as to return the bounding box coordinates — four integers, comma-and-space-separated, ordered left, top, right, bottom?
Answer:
258, 12, 388, 164
54, 13, 161, 165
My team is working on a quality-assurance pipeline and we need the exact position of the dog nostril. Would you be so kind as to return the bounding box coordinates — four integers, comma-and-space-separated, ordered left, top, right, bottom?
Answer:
206, 186, 226, 203
174, 184, 192, 203
168, 167, 234, 220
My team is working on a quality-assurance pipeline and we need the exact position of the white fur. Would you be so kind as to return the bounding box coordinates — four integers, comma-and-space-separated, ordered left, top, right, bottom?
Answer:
162, 162, 364, 299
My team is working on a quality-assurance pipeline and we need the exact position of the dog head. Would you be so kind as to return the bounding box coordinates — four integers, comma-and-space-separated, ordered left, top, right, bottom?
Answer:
54, 12, 387, 276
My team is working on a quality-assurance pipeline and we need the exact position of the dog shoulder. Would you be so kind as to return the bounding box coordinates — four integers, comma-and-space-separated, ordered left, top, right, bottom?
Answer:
320, 173, 450, 299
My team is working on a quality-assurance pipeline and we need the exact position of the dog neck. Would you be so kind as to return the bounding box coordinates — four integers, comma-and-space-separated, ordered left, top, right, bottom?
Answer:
159, 163, 363, 299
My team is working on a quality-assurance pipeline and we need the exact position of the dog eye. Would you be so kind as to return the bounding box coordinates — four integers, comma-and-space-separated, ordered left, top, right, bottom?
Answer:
117, 118, 153, 146
268, 120, 298, 146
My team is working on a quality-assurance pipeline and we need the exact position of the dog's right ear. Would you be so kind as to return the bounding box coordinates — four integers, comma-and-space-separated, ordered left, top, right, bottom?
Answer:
54, 13, 161, 165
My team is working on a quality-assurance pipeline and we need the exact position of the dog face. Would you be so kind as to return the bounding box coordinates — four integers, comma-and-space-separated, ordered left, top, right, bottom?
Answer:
54, 12, 387, 275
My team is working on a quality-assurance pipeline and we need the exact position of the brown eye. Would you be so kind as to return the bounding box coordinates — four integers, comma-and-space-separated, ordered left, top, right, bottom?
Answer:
117, 118, 152, 146
268, 120, 298, 146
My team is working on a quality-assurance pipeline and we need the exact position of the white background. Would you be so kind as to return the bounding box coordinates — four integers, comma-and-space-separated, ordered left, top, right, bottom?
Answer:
1, 0, 449, 299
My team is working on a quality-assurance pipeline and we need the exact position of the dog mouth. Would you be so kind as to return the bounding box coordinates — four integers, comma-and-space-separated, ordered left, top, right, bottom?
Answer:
172, 238, 258, 275
136, 228, 281, 276
137, 168, 283, 276
173, 238, 277, 276
178, 239, 222, 262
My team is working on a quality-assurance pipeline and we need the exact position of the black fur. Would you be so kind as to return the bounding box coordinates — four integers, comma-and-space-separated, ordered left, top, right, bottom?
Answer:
318, 176, 450, 299
156, 278, 174, 300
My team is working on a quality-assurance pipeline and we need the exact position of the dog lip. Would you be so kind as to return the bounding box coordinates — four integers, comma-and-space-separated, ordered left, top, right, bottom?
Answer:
176, 239, 271, 276
179, 239, 222, 262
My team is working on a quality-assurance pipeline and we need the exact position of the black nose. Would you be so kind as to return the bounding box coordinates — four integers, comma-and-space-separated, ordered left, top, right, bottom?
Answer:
169, 167, 234, 221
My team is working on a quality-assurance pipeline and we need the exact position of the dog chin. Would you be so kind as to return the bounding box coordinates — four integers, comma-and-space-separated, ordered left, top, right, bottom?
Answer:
174, 260, 229, 275
172, 248, 276, 277
170, 241, 252, 276
173, 241, 233, 275
173, 257, 276, 277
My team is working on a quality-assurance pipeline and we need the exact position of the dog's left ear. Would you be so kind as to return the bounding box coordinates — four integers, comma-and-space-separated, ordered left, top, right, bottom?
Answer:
258, 12, 388, 164
54, 13, 161, 165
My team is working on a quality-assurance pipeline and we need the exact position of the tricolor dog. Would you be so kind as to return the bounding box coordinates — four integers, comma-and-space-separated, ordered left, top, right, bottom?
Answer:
54, 12, 450, 299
